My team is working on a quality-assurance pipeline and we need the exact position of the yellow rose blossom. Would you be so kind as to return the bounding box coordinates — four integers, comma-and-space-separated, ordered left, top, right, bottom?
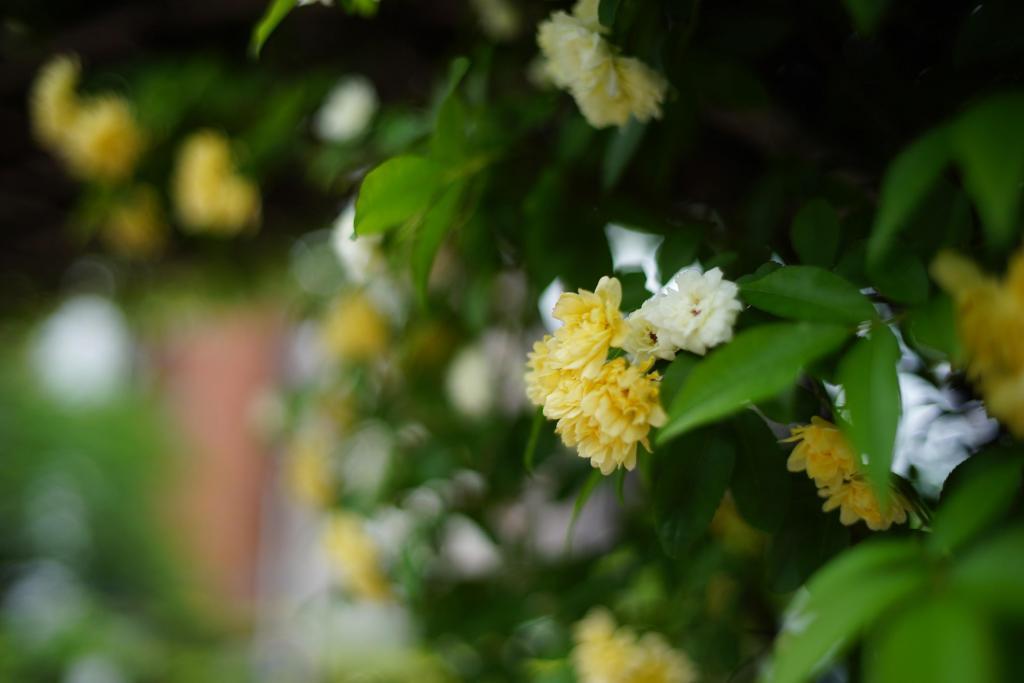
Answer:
821, 478, 909, 531
172, 130, 260, 234
61, 95, 144, 182
932, 248, 1024, 435
782, 416, 857, 490
555, 357, 666, 474
785, 417, 909, 531
321, 291, 390, 363
537, 0, 667, 128
100, 185, 167, 260
30, 54, 81, 150
323, 512, 391, 601
572, 608, 697, 683
551, 276, 628, 379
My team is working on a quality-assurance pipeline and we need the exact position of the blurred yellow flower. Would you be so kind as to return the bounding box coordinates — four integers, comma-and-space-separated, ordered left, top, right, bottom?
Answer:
62, 96, 144, 182
100, 185, 167, 260
783, 416, 857, 490
30, 55, 144, 183
821, 478, 908, 532
321, 291, 390, 363
30, 54, 81, 150
556, 357, 666, 475
172, 130, 260, 235
537, 0, 667, 128
932, 248, 1024, 436
324, 512, 391, 601
471, 0, 521, 41
287, 425, 335, 508
572, 608, 697, 683
786, 417, 909, 531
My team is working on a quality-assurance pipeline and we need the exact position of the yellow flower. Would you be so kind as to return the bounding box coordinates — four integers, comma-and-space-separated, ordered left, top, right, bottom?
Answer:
571, 608, 697, 683
30, 55, 81, 150
551, 276, 628, 379
287, 424, 335, 508
321, 291, 390, 363
62, 96, 144, 182
783, 416, 857, 490
101, 185, 167, 260
537, 1, 667, 128
821, 478, 908, 532
572, 609, 635, 683
556, 357, 667, 474
323, 512, 391, 601
172, 130, 260, 234
932, 248, 1024, 436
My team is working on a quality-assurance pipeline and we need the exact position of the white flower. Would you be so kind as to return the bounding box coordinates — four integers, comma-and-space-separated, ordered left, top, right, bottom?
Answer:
623, 267, 742, 358
314, 76, 379, 142
331, 201, 383, 283
536, 0, 667, 129
445, 343, 496, 418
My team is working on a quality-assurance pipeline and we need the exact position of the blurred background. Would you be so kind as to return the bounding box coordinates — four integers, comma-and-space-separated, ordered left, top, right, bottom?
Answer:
3, 0, 1024, 681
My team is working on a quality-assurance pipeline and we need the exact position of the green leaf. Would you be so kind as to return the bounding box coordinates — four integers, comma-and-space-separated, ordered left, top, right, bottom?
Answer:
768, 540, 927, 683
730, 410, 791, 533
411, 181, 467, 302
868, 250, 930, 305
836, 326, 901, 507
566, 470, 603, 549
765, 480, 850, 593
740, 266, 877, 324
907, 294, 961, 361
790, 199, 840, 267
842, 0, 890, 34
951, 525, 1024, 616
250, 0, 298, 57
868, 127, 952, 267
929, 451, 1023, 555
432, 94, 469, 162
523, 407, 545, 474
602, 118, 646, 190
653, 430, 736, 557
659, 323, 850, 444
864, 596, 998, 683
354, 156, 446, 235
953, 93, 1024, 248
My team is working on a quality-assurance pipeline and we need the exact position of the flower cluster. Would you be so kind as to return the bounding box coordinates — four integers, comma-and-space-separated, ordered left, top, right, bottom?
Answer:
622, 267, 744, 360
572, 609, 697, 683
784, 417, 908, 531
172, 130, 261, 235
526, 270, 741, 474
30, 55, 144, 183
931, 247, 1024, 437
536, 0, 667, 128
320, 290, 391, 364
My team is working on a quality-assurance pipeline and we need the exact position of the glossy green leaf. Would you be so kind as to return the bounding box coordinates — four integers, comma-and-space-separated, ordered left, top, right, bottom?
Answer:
523, 407, 544, 474
250, 0, 298, 57
907, 294, 961, 361
790, 199, 840, 267
432, 93, 469, 162
659, 323, 850, 444
769, 540, 926, 683
355, 156, 446, 235
566, 470, 603, 549
741, 266, 877, 324
837, 326, 901, 507
951, 525, 1024, 615
954, 93, 1024, 248
411, 181, 467, 302
868, 126, 952, 267
765, 480, 850, 593
602, 117, 646, 190
865, 596, 997, 683
730, 410, 790, 532
598, 0, 621, 29
929, 452, 1023, 555
653, 430, 735, 557
868, 250, 930, 304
